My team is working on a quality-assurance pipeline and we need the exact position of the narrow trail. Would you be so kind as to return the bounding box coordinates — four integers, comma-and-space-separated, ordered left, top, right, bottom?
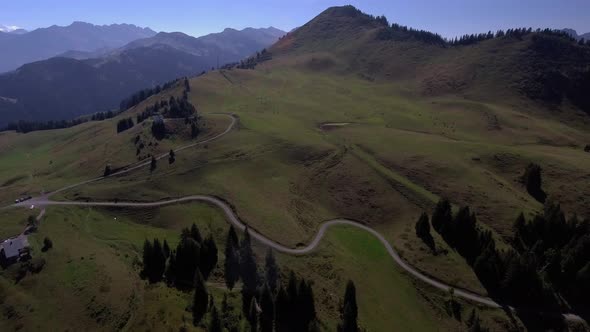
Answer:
8, 112, 586, 324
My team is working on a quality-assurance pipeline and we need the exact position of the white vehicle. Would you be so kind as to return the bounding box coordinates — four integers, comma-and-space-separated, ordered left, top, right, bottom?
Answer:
30, 205, 35, 210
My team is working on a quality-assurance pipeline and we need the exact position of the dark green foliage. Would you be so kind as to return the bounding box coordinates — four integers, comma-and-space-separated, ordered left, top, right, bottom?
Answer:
521, 163, 546, 203
585, 144, 590, 152
103, 165, 112, 177
338, 280, 358, 332
415, 212, 435, 251
41, 237, 53, 252
431, 198, 452, 234
200, 235, 218, 280
162, 240, 170, 258
248, 297, 259, 332
267, 271, 316, 332
224, 226, 240, 290
150, 156, 157, 173
142, 238, 166, 283
240, 227, 259, 314
166, 96, 195, 118
190, 223, 203, 243
274, 285, 289, 332
264, 248, 279, 292
193, 270, 208, 325
90, 110, 115, 121
174, 237, 201, 289
4, 118, 89, 133
168, 149, 175, 164
209, 302, 222, 332
259, 283, 274, 332
119, 79, 177, 111
151, 118, 166, 139
116, 117, 134, 133
184, 78, 191, 92
378, 22, 445, 45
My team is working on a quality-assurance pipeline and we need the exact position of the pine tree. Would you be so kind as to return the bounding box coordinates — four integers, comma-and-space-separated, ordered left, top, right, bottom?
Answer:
142, 239, 153, 279
200, 235, 218, 280
169, 149, 176, 164
431, 198, 452, 234
163, 240, 170, 258
286, 271, 299, 328
248, 297, 259, 332
190, 223, 203, 243
265, 248, 279, 293
274, 285, 289, 332
151, 238, 166, 282
150, 156, 157, 173
175, 237, 201, 289
209, 302, 222, 332
415, 212, 435, 251
165, 249, 177, 284
193, 270, 208, 325
338, 280, 358, 332
224, 226, 241, 290
103, 165, 112, 177
241, 227, 258, 315
259, 283, 274, 332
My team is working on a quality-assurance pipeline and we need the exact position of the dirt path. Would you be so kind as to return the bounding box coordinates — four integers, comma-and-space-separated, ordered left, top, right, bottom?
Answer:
8, 112, 586, 324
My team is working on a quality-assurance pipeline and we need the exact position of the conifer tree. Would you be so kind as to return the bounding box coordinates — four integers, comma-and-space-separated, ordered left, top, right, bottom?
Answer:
265, 248, 279, 292
259, 283, 274, 332
274, 285, 289, 332
224, 226, 240, 290
209, 302, 222, 332
338, 280, 358, 332
193, 271, 208, 325
241, 227, 258, 314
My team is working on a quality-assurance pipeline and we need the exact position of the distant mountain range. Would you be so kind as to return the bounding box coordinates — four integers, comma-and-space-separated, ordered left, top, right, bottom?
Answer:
0, 22, 157, 73
562, 28, 590, 41
0, 26, 285, 126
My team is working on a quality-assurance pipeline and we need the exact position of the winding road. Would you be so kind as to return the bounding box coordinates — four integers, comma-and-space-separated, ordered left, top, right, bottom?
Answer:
9, 113, 585, 323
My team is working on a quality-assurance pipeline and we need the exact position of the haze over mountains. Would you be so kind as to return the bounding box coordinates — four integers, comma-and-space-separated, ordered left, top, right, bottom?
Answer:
0, 25, 285, 126
0, 22, 157, 73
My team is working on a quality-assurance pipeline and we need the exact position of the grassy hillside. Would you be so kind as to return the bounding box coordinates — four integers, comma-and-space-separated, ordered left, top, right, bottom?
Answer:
1, 5, 590, 331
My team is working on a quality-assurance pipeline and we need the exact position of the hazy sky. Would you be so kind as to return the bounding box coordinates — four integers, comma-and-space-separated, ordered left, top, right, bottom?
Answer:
1, 0, 589, 38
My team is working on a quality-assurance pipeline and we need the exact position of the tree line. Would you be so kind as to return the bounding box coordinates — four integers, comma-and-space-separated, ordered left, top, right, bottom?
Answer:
223, 49, 272, 70
119, 78, 181, 111
116, 117, 134, 133
416, 198, 590, 309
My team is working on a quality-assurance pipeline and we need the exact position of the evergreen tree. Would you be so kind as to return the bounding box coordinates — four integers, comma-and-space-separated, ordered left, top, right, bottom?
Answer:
150, 156, 157, 173
165, 249, 177, 285
142, 239, 153, 278
169, 149, 175, 164
338, 280, 358, 332
209, 302, 222, 332
431, 198, 452, 233
103, 165, 112, 177
521, 163, 546, 203
259, 283, 274, 332
200, 235, 218, 280
265, 248, 279, 293
175, 237, 201, 289
224, 226, 241, 290
193, 270, 208, 325
248, 297, 259, 332
274, 285, 289, 332
415, 212, 435, 251
191, 223, 203, 243
163, 239, 170, 258
151, 238, 166, 282
241, 227, 259, 314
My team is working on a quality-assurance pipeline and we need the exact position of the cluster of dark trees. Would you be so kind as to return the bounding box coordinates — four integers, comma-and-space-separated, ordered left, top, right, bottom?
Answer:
224, 226, 319, 332
377, 22, 446, 45
167, 95, 196, 118
419, 198, 590, 309
338, 280, 359, 332
448, 27, 577, 46
3, 118, 88, 133
224, 49, 272, 70
116, 117, 134, 133
521, 163, 546, 203
136, 100, 166, 124
119, 78, 179, 111
150, 118, 166, 139
141, 223, 218, 287
90, 110, 116, 121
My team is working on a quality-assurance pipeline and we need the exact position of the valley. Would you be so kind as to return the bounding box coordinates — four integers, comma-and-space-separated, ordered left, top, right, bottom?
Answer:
1, 4, 590, 332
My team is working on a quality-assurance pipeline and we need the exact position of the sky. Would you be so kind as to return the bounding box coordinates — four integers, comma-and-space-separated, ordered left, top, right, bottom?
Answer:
1, 0, 589, 38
